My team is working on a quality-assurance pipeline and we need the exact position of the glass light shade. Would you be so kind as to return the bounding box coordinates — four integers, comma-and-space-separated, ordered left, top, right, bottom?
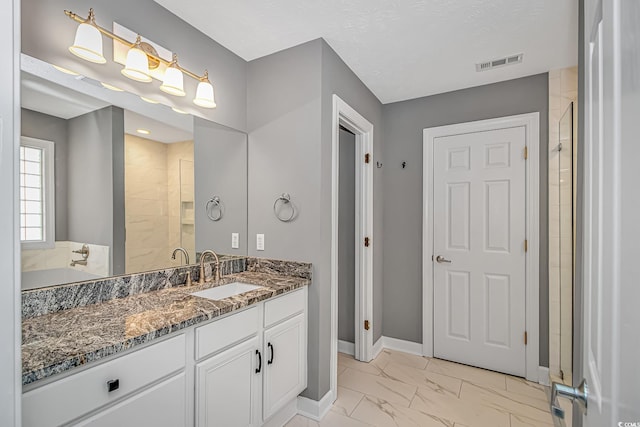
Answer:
69, 23, 106, 64
121, 47, 152, 83
193, 80, 216, 108
160, 67, 186, 96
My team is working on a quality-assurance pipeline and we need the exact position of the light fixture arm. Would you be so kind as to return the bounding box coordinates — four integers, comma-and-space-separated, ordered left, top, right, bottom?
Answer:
64, 9, 207, 82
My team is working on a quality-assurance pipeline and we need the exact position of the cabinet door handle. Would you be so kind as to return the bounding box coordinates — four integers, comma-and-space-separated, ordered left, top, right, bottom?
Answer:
267, 342, 274, 365
255, 349, 262, 373
106, 379, 120, 392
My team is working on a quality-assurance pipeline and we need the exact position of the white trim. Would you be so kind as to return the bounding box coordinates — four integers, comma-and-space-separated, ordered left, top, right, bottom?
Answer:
337, 340, 355, 356
422, 112, 540, 382
297, 391, 333, 422
379, 336, 424, 356
372, 337, 384, 359
331, 95, 374, 404
538, 366, 550, 386
263, 398, 298, 427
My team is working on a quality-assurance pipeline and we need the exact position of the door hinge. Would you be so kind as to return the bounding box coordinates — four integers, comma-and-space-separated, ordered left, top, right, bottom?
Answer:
524, 146, 528, 160
364, 320, 370, 331
524, 331, 528, 345
525, 239, 528, 252
364, 237, 370, 247
365, 153, 370, 164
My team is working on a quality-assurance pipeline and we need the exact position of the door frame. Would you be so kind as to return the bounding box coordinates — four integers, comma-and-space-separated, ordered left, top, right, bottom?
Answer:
422, 112, 540, 382
330, 94, 374, 401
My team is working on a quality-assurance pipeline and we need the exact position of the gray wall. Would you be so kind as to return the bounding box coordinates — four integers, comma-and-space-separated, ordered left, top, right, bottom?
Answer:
338, 129, 356, 343
320, 40, 385, 346
247, 39, 324, 399
21, 0, 247, 132
194, 117, 248, 255
381, 73, 550, 367
21, 108, 69, 240
67, 106, 125, 275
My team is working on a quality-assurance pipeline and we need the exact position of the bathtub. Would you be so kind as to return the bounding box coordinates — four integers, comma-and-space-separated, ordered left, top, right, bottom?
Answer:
22, 268, 103, 290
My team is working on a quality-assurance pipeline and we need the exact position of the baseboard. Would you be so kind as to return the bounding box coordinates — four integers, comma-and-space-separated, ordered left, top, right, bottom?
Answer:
263, 398, 298, 427
372, 337, 384, 359
297, 390, 334, 421
380, 336, 423, 356
337, 340, 355, 356
538, 366, 550, 386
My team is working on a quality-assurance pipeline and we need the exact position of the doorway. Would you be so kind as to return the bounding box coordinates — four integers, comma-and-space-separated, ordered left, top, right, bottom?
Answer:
330, 95, 374, 405
422, 113, 541, 381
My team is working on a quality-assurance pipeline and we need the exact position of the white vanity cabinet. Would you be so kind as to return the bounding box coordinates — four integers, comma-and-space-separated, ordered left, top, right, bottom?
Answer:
22, 286, 307, 427
195, 287, 308, 426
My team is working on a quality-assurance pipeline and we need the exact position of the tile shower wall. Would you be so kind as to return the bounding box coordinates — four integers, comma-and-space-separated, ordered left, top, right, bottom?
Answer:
548, 67, 577, 382
167, 141, 195, 263
124, 135, 194, 273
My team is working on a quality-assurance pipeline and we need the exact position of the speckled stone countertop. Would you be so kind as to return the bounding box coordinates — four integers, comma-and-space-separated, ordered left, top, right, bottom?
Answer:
22, 269, 310, 386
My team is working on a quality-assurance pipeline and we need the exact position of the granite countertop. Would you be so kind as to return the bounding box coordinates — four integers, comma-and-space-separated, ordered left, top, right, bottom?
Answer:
22, 271, 310, 386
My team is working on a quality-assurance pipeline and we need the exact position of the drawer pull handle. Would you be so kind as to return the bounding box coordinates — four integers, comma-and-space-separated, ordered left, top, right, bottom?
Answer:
107, 379, 120, 393
255, 349, 262, 373
267, 342, 274, 365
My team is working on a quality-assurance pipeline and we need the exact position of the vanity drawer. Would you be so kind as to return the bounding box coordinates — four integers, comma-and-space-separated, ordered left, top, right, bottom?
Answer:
195, 306, 259, 360
22, 334, 186, 427
264, 288, 306, 328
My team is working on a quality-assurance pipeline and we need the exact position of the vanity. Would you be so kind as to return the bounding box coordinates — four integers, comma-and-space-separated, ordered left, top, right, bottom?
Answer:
21, 256, 310, 427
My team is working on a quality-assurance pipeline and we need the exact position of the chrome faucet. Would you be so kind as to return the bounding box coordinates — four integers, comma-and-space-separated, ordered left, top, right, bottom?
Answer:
171, 247, 190, 265
199, 250, 221, 285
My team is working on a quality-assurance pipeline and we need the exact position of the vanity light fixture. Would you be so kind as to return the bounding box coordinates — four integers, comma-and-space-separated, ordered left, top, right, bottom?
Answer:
65, 8, 217, 108
101, 82, 124, 92
52, 65, 80, 76
160, 54, 186, 97
68, 9, 106, 64
140, 96, 160, 104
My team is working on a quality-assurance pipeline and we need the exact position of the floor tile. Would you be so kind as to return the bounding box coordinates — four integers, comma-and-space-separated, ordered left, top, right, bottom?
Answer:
506, 376, 549, 402
410, 385, 510, 427
339, 368, 418, 407
319, 411, 374, 427
381, 362, 462, 397
374, 349, 429, 370
285, 414, 319, 427
426, 358, 507, 390
510, 413, 554, 427
331, 386, 365, 417
459, 382, 552, 423
339, 352, 386, 376
337, 364, 347, 377
350, 395, 455, 427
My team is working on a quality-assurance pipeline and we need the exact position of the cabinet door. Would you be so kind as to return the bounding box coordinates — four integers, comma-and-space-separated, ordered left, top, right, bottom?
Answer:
196, 336, 261, 427
263, 313, 307, 420
76, 373, 186, 427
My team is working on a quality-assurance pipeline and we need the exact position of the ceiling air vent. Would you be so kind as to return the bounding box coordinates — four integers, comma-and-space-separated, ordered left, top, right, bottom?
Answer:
476, 53, 523, 72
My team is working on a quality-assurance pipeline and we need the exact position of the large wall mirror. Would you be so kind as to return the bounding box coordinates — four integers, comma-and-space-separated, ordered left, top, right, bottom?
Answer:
20, 55, 248, 290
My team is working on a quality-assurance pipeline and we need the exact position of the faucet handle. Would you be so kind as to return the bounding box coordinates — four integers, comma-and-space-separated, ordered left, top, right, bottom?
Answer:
185, 271, 192, 287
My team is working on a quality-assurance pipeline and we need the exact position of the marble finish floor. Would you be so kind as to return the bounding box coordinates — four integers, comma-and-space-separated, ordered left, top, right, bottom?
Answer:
286, 349, 553, 427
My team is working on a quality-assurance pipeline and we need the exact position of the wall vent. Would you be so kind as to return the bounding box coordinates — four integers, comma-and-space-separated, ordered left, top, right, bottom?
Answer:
476, 53, 523, 72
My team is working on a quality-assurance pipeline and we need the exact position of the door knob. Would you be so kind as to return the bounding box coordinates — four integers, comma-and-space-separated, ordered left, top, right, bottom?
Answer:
435, 255, 452, 264
550, 379, 588, 420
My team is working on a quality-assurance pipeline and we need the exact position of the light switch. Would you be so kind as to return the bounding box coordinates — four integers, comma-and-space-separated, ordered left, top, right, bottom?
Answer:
256, 234, 265, 251
231, 233, 239, 249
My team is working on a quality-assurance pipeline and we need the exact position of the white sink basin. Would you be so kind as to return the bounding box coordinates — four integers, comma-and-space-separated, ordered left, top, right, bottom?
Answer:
191, 282, 262, 301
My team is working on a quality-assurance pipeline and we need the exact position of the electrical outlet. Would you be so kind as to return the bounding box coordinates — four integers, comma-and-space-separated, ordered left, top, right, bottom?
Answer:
231, 233, 239, 249
256, 234, 265, 251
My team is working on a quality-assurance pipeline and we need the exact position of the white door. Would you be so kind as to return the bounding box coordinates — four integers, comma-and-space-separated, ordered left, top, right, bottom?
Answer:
263, 313, 306, 420
433, 126, 527, 377
196, 337, 261, 427
577, 0, 640, 425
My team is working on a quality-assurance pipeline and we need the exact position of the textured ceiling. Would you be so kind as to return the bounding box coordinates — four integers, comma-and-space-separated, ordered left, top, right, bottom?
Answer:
155, 0, 578, 103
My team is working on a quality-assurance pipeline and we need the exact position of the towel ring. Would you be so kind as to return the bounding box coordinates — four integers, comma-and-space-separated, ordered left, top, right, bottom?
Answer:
206, 196, 223, 221
273, 193, 295, 222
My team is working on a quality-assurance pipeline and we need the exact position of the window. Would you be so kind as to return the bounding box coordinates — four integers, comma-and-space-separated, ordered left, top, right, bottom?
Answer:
20, 137, 55, 249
